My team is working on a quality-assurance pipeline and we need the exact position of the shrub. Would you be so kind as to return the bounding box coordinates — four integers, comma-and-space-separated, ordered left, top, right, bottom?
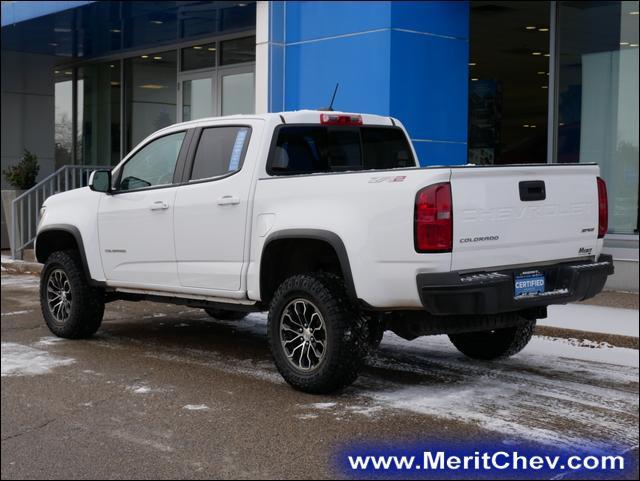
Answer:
3, 149, 40, 190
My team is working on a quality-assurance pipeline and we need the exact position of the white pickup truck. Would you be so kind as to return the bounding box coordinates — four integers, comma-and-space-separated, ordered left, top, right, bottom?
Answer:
36, 110, 613, 393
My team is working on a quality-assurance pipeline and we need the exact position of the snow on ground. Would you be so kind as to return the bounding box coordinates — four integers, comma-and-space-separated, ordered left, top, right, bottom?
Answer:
1, 342, 75, 377
127, 384, 153, 394
543, 304, 639, 337
227, 313, 639, 451
1, 310, 31, 317
1, 255, 18, 264
36, 336, 68, 346
358, 331, 638, 450
183, 404, 210, 411
0, 273, 40, 289
308, 402, 337, 410
1, 291, 637, 451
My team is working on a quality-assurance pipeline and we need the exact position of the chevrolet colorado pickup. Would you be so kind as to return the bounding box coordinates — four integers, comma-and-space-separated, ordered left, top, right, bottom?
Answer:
36, 110, 613, 393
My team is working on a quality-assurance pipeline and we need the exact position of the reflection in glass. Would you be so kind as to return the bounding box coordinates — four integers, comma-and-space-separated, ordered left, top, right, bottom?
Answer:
183, 78, 214, 121
119, 131, 185, 191
125, 51, 177, 152
557, 1, 639, 234
180, 2, 255, 39
181, 43, 217, 71
221, 36, 256, 65
54, 71, 74, 169
221, 71, 254, 115
468, 1, 550, 164
77, 62, 121, 166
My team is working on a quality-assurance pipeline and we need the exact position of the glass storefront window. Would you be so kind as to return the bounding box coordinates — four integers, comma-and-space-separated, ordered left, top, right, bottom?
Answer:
221, 36, 256, 65
125, 50, 177, 152
181, 43, 217, 71
77, 62, 121, 166
182, 77, 214, 121
557, 1, 639, 235
54, 35, 255, 165
180, 2, 256, 40
221, 70, 255, 116
468, 1, 550, 165
54, 70, 74, 169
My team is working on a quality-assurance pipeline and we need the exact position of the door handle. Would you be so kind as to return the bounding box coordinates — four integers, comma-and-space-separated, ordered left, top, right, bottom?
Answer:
149, 201, 169, 211
217, 195, 240, 206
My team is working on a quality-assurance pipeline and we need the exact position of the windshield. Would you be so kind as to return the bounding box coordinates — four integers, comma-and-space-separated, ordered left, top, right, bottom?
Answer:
268, 126, 415, 175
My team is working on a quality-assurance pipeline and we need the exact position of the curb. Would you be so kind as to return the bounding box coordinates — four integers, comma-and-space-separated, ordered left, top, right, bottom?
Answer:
535, 325, 638, 350
1, 260, 42, 275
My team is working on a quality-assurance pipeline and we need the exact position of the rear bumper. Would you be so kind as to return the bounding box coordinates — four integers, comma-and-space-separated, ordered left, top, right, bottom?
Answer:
417, 255, 614, 316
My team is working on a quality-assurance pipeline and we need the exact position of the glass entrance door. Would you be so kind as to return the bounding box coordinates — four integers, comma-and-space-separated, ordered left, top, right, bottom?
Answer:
179, 71, 215, 122
218, 65, 255, 116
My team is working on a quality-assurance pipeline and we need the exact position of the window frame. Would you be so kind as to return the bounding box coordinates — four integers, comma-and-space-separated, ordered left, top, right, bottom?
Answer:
181, 124, 253, 185
265, 124, 416, 177
112, 129, 193, 194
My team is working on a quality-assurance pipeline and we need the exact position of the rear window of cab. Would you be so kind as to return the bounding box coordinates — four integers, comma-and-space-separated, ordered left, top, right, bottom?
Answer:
267, 125, 415, 176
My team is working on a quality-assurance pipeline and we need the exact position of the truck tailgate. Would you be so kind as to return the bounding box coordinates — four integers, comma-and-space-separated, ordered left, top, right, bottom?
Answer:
450, 164, 600, 271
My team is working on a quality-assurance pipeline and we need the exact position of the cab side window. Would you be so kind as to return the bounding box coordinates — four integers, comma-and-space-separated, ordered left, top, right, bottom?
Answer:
190, 126, 251, 181
119, 131, 186, 191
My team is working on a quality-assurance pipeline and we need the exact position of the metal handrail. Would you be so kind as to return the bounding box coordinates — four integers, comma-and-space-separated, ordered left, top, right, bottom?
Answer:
10, 165, 110, 259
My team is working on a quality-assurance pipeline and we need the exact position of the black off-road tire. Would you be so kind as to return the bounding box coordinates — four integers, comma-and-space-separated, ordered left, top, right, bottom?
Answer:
267, 273, 369, 394
448, 317, 536, 360
203, 308, 248, 321
40, 250, 104, 339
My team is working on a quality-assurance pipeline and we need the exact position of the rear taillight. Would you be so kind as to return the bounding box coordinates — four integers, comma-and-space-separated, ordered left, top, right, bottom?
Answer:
320, 113, 363, 126
597, 177, 608, 238
415, 182, 453, 253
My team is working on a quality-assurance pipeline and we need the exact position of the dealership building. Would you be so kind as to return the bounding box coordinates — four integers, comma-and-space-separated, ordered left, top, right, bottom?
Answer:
1, 0, 638, 290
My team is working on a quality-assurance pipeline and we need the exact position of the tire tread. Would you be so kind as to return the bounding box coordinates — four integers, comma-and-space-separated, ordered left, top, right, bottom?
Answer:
267, 272, 368, 394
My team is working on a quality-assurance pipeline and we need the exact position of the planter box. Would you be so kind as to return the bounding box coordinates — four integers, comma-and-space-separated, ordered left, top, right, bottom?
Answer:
1, 189, 24, 254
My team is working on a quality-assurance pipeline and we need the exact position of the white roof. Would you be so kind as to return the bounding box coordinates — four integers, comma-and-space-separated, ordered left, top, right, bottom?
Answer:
156, 109, 396, 135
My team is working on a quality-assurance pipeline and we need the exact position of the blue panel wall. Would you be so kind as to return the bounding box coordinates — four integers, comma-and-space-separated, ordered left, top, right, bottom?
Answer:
284, 30, 391, 114
268, 1, 469, 166
284, 1, 391, 42
391, 1, 469, 39
389, 0, 469, 166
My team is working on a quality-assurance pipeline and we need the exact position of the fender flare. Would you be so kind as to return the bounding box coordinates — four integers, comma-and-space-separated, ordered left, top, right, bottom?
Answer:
35, 224, 103, 287
261, 229, 357, 299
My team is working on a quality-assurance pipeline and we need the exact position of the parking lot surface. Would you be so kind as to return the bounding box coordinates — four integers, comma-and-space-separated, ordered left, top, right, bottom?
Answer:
2, 272, 638, 479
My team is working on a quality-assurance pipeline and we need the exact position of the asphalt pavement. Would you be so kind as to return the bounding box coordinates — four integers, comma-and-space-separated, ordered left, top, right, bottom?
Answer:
2, 272, 638, 479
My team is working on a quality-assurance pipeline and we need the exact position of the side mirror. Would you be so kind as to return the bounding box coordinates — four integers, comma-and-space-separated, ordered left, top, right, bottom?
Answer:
89, 169, 112, 193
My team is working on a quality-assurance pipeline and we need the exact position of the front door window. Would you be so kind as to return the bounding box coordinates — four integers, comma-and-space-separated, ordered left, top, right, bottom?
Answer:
118, 131, 186, 191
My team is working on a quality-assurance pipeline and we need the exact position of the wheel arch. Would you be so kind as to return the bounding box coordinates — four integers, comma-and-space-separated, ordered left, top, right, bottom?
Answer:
259, 229, 357, 304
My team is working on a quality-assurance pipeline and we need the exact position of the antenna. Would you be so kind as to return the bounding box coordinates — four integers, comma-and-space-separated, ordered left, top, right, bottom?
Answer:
320, 83, 339, 111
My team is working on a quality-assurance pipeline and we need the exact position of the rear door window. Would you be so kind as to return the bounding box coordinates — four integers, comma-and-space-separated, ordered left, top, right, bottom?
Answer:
268, 126, 414, 175
190, 126, 251, 181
